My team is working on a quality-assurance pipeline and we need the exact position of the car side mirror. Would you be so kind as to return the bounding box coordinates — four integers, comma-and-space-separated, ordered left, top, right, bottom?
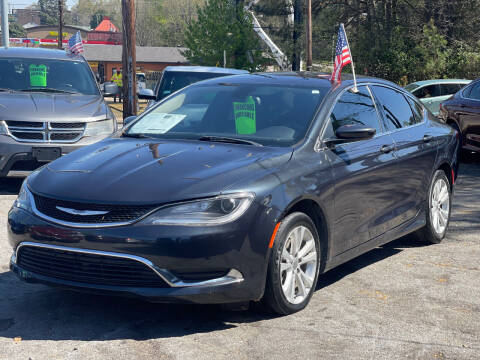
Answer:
335, 124, 376, 140
138, 88, 156, 100
103, 82, 119, 97
123, 116, 137, 127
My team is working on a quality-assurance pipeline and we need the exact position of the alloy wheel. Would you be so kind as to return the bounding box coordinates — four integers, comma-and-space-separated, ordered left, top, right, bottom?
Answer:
430, 177, 450, 235
280, 225, 317, 305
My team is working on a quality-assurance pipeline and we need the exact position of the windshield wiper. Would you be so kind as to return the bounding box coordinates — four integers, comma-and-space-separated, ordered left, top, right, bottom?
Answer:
122, 132, 153, 139
0, 88, 12, 92
198, 136, 263, 147
19, 88, 78, 94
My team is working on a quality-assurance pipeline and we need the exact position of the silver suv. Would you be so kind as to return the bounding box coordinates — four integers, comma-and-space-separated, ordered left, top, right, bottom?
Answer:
0, 47, 118, 177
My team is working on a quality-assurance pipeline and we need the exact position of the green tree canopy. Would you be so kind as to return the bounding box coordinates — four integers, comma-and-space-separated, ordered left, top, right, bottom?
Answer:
183, 0, 266, 71
9, 21, 26, 38
38, 0, 66, 26
90, 9, 108, 29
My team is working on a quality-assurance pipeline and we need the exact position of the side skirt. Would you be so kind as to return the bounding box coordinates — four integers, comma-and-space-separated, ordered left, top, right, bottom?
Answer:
323, 207, 426, 273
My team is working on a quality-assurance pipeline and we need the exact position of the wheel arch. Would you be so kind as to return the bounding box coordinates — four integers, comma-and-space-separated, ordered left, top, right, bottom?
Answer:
437, 161, 455, 189
281, 198, 329, 273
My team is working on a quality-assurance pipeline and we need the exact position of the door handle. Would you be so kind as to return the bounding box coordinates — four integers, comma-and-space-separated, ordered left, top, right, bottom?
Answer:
423, 135, 433, 143
380, 144, 394, 154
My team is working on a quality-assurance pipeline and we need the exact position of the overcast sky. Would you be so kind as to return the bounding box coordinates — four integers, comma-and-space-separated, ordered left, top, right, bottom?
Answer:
9, 0, 77, 10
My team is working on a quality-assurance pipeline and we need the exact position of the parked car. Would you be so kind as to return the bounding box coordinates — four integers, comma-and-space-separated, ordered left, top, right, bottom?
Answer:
438, 78, 480, 153
9, 73, 458, 315
138, 66, 248, 104
405, 79, 471, 116
0, 47, 118, 177
136, 72, 146, 92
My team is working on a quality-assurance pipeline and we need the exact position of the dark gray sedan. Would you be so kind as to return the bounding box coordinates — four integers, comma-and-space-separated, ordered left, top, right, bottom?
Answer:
8, 73, 458, 315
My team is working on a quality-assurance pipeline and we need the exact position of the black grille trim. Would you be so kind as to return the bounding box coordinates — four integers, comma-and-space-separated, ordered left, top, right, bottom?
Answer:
17, 246, 170, 288
11, 131, 44, 140
32, 193, 159, 225
50, 122, 85, 129
49, 133, 82, 141
6, 121, 44, 128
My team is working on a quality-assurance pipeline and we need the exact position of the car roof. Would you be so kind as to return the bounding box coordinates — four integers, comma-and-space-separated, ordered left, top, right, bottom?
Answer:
0, 47, 85, 61
407, 79, 472, 87
193, 71, 396, 91
163, 66, 249, 74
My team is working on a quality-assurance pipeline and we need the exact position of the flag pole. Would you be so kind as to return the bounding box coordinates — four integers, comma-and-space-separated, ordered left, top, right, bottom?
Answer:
341, 23, 358, 92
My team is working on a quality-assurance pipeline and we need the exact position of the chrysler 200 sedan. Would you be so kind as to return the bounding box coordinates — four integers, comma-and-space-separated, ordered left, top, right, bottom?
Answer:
8, 73, 458, 315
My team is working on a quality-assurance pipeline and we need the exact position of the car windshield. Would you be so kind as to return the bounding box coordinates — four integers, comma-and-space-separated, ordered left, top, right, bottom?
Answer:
127, 83, 328, 147
405, 84, 420, 92
157, 71, 234, 99
0, 57, 99, 95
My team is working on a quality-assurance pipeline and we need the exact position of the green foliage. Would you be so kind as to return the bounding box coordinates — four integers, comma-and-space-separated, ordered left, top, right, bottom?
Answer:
248, 0, 480, 82
90, 9, 108, 29
183, 0, 267, 71
415, 20, 449, 80
38, 0, 66, 25
9, 22, 26, 38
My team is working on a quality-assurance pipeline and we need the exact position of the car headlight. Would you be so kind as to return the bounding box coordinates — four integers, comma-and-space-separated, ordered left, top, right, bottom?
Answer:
13, 179, 32, 212
0, 120, 8, 135
142, 193, 255, 226
84, 118, 115, 136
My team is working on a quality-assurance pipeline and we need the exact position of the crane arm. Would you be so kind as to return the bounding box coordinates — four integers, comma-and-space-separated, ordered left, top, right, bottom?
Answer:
245, 0, 290, 70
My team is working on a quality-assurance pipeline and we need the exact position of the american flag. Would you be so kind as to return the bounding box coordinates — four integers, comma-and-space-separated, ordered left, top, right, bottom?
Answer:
330, 24, 352, 83
67, 31, 84, 55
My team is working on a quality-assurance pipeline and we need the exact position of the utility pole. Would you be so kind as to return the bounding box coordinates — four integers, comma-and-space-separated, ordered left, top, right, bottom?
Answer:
305, 0, 312, 70
292, 0, 302, 71
58, 0, 63, 49
1, 0, 9, 48
122, 0, 137, 118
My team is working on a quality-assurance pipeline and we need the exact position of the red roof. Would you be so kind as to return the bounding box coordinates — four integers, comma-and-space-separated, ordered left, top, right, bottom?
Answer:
95, 17, 119, 32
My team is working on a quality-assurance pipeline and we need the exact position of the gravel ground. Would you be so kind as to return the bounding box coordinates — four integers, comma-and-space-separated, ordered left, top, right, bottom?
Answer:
0, 156, 479, 360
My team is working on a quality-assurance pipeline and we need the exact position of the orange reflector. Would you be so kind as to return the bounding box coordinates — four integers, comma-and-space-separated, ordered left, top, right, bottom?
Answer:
269, 222, 281, 249
451, 169, 455, 185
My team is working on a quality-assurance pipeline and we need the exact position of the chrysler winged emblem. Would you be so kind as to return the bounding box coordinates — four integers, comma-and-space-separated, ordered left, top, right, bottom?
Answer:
56, 206, 109, 216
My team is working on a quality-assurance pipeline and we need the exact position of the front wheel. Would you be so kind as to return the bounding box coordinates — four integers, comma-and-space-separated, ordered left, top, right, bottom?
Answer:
263, 212, 321, 315
416, 170, 452, 244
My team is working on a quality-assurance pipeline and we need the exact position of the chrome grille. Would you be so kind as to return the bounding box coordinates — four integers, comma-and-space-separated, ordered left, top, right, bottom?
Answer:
32, 192, 159, 224
5, 121, 85, 143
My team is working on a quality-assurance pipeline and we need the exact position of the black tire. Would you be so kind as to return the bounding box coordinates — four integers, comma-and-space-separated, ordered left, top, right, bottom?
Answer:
415, 170, 452, 244
263, 212, 321, 315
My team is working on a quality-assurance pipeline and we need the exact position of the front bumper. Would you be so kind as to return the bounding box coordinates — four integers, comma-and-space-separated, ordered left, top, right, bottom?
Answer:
8, 205, 273, 304
0, 134, 110, 177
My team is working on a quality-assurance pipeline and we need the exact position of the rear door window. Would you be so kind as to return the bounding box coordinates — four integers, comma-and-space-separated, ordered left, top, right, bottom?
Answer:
440, 83, 462, 96
464, 82, 480, 100
371, 86, 419, 130
413, 84, 441, 99
329, 85, 382, 136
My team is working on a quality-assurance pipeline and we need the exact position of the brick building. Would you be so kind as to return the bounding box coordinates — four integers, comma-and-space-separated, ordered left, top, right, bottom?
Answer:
83, 44, 189, 83
12, 9, 41, 27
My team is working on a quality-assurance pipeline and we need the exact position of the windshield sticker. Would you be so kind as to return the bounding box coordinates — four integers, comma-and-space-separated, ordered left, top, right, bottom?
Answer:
131, 113, 186, 134
29, 64, 47, 87
234, 96, 256, 135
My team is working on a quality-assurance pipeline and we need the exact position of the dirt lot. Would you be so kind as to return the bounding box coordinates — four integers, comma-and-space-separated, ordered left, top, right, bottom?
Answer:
0, 156, 479, 360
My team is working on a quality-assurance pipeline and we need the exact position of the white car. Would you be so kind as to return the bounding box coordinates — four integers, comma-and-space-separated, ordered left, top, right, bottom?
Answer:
405, 79, 471, 116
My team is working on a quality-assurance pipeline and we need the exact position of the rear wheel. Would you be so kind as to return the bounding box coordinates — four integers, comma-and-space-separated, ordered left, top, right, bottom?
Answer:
263, 212, 321, 315
416, 170, 451, 244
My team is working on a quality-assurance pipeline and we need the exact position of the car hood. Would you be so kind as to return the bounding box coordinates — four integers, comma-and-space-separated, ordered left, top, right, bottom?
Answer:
29, 138, 293, 204
0, 92, 107, 122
